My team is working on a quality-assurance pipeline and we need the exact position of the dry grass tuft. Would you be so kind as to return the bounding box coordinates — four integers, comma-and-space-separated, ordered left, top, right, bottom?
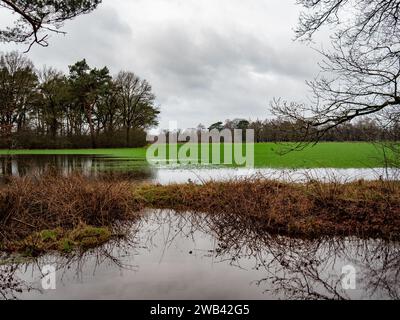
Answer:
0, 173, 143, 243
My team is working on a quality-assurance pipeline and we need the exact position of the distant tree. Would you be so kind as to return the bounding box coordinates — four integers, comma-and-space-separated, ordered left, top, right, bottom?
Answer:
236, 119, 250, 130
37, 68, 71, 137
94, 81, 119, 134
115, 71, 159, 145
0, 0, 102, 50
69, 59, 112, 148
224, 118, 250, 130
204, 117, 393, 143
249, 120, 263, 143
0, 51, 37, 147
0, 53, 160, 149
208, 122, 224, 132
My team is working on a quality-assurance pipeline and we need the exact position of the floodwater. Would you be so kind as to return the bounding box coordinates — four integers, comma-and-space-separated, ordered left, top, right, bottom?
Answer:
1, 155, 399, 300
0, 154, 398, 184
1, 210, 399, 300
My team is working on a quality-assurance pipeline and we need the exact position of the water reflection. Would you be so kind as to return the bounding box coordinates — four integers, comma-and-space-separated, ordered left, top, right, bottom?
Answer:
1, 210, 399, 300
0, 155, 154, 183
1, 154, 398, 185
0, 262, 36, 299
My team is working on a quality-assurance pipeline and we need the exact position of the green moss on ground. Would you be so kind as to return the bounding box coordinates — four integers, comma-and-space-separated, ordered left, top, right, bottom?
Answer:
2, 225, 112, 256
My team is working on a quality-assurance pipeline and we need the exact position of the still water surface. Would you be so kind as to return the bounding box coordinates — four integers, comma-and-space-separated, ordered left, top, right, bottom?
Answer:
1, 210, 399, 300
0, 154, 398, 184
1, 155, 399, 300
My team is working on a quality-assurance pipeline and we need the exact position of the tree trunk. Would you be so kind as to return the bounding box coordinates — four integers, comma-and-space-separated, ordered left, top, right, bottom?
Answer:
126, 126, 130, 147
85, 104, 96, 148
1, 123, 13, 149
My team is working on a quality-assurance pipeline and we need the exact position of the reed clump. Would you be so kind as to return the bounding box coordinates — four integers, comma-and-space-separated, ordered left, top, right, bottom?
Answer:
0, 173, 144, 248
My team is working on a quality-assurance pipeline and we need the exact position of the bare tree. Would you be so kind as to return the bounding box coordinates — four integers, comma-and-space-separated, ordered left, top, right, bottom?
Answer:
0, 51, 37, 147
273, 0, 400, 142
115, 71, 159, 145
0, 0, 101, 51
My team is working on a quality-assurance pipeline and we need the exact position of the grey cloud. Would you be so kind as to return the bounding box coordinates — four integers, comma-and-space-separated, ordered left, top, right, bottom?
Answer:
1, 0, 325, 129
140, 25, 318, 92
26, 5, 132, 72
129, 23, 318, 127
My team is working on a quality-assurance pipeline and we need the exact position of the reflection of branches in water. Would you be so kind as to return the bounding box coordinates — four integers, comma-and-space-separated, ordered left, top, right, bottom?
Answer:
251, 238, 348, 300
1, 210, 399, 300
142, 210, 203, 247
0, 259, 38, 300
53, 238, 140, 284
198, 213, 349, 299
140, 210, 207, 264
268, 238, 400, 300
147, 210, 400, 300
209, 214, 400, 300
0, 230, 140, 300
352, 240, 400, 300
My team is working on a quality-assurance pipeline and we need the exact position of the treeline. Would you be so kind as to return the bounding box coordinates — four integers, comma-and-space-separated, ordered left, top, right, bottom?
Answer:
0, 51, 159, 149
204, 118, 399, 142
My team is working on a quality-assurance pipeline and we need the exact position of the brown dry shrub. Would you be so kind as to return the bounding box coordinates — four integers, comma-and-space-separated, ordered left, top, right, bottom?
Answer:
134, 179, 400, 239
1, 174, 400, 244
0, 173, 143, 241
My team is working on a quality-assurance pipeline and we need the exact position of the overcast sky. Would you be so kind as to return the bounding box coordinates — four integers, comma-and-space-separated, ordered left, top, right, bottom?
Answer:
0, 0, 326, 130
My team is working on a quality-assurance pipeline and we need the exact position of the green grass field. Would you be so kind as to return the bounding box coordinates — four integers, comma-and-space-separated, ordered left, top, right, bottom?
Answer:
0, 142, 389, 168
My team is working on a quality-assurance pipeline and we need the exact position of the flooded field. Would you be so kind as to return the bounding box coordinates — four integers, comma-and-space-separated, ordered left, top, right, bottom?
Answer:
1, 210, 399, 300
1, 155, 399, 300
0, 154, 398, 184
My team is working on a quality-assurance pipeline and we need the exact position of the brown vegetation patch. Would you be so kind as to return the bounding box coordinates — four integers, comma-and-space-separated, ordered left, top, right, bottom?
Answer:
0, 173, 144, 245
133, 179, 400, 240
0, 174, 399, 255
